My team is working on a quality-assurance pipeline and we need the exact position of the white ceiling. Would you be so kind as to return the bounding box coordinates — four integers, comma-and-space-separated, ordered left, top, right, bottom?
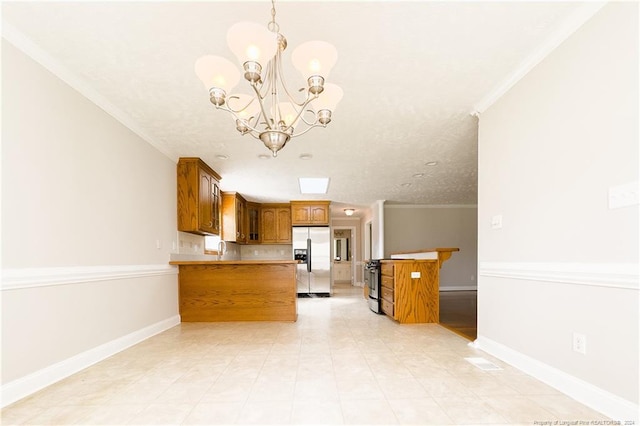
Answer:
2, 1, 595, 216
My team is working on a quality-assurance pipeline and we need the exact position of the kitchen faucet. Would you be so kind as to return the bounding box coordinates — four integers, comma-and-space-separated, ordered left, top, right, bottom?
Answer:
216, 240, 227, 260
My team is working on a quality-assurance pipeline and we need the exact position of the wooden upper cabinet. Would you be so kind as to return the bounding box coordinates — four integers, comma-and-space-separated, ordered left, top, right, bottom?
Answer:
290, 201, 330, 226
177, 157, 222, 235
222, 192, 247, 244
261, 204, 291, 244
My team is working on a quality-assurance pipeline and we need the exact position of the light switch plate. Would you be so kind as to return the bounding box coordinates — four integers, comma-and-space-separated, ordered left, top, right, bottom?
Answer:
491, 214, 503, 229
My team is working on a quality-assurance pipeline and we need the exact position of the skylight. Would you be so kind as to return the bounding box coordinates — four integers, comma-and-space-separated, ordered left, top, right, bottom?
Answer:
298, 177, 330, 194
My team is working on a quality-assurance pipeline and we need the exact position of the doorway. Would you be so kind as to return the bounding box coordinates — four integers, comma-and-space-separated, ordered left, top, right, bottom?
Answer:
332, 226, 356, 286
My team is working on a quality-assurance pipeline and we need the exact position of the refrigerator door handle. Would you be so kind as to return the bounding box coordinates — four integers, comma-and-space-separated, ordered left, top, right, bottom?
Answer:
307, 238, 312, 273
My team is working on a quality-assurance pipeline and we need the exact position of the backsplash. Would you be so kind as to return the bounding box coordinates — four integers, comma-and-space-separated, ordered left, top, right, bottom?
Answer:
176, 231, 204, 255
240, 245, 292, 260
172, 232, 289, 261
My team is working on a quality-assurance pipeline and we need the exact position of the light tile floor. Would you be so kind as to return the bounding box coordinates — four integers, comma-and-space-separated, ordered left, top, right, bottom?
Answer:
2, 284, 609, 425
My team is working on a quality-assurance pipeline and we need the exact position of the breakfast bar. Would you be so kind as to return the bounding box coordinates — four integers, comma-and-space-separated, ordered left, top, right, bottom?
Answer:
169, 260, 299, 322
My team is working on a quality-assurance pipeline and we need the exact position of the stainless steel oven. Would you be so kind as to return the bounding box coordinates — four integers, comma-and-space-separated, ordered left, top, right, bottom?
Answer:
364, 260, 382, 313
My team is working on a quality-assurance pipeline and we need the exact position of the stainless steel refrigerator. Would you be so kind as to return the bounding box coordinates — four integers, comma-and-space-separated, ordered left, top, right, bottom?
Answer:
293, 227, 331, 296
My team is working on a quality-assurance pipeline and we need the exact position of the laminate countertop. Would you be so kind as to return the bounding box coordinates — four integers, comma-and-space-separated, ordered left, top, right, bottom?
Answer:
169, 260, 300, 266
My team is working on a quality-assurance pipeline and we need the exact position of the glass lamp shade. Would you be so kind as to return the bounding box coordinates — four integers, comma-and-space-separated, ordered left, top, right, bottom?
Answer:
194, 55, 240, 93
227, 22, 278, 67
228, 94, 261, 120
312, 83, 343, 112
276, 102, 302, 129
291, 40, 338, 80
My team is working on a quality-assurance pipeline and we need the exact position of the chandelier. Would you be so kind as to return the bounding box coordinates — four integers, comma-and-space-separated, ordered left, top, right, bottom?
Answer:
194, 0, 343, 157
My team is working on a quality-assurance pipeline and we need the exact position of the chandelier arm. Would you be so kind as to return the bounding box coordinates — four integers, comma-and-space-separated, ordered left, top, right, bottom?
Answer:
289, 122, 326, 138
280, 98, 317, 133
250, 82, 273, 130
296, 110, 319, 127
275, 49, 309, 107
225, 96, 257, 115
214, 103, 267, 138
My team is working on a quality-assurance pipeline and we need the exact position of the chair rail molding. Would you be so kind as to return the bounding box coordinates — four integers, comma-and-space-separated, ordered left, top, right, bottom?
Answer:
1, 264, 177, 291
479, 262, 639, 290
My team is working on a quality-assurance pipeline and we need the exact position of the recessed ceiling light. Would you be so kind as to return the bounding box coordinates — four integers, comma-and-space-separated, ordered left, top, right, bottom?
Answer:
215, 154, 229, 160
257, 154, 271, 160
413, 173, 425, 178
299, 154, 313, 160
299, 177, 330, 194
425, 161, 438, 166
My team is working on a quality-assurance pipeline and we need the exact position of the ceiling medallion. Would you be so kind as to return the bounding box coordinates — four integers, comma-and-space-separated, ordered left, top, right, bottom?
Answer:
195, 0, 343, 157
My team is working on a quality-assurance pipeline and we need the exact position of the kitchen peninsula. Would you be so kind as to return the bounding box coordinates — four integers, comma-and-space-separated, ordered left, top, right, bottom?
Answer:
169, 260, 299, 322
380, 247, 460, 324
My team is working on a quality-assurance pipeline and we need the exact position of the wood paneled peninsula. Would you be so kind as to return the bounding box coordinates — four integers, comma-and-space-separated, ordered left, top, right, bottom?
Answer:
169, 260, 299, 322
381, 247, 460, 324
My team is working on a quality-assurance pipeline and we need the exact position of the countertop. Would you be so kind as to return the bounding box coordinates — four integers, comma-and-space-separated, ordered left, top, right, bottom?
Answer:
390, 247, 460, 255
169, 260, 300, 266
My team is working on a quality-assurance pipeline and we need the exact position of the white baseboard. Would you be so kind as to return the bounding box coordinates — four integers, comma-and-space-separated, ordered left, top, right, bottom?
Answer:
1, 314, 180, 408
471, 335, 639, 422
440, 285, 477, 291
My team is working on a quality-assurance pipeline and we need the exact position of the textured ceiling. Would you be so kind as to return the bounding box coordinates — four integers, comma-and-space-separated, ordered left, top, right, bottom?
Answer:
2, 1, 590, 216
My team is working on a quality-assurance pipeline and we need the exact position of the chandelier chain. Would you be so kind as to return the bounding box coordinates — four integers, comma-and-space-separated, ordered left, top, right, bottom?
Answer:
268, 0, 279, 33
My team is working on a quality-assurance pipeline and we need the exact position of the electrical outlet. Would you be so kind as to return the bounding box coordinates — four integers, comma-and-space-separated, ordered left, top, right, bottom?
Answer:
572, 332, 586, 354
411, 271, 421, 279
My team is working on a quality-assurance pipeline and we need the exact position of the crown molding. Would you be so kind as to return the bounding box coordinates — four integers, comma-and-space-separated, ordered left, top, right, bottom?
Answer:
1, 20, 177, 162
471, 2, 607, 116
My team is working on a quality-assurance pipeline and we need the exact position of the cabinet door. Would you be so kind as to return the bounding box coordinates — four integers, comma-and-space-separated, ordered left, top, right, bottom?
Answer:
211, 179, 220, 234
310, 205, 328, 224
261, 208, 277, 243
236, 197, 246, 243
276, 208, 292, 243
291, 205, 310, 224
198, 169, 214, 233
247, 203, 260, 243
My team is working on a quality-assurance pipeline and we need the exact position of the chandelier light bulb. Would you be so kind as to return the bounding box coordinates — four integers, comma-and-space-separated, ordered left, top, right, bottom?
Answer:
227, 22, 277, 69
291, 40, 338, 80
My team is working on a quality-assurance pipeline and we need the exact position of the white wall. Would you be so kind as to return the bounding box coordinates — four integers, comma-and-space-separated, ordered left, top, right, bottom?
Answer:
1, 39, 179, 405
384, 205, 477, 290
476, 3, 638, 420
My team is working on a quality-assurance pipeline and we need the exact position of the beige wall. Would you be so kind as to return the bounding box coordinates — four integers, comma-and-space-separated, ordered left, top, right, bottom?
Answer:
1, 40, 179, 401
384, 205, 477, 289
477, 2, 638, 415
